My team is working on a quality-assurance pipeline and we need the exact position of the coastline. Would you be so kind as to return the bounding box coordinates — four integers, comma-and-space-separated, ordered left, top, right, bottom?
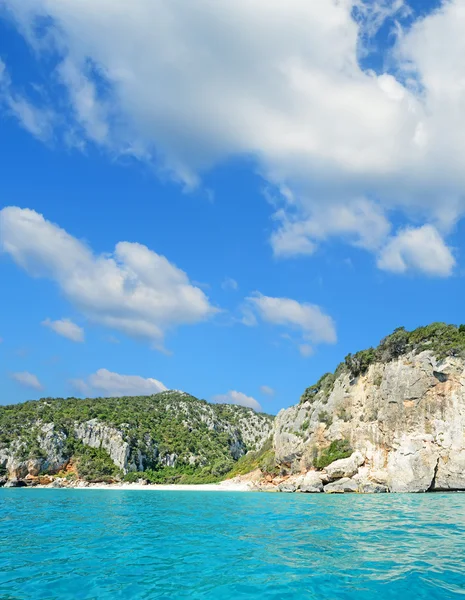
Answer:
29, 480, 256, 492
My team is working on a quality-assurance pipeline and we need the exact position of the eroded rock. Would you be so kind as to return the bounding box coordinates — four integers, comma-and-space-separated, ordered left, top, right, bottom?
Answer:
324, 478, 359, 493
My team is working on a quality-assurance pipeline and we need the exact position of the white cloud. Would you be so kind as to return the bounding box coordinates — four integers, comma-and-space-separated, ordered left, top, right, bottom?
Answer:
71, 368, 167, 398
11, 371, 43, 390
212, 390, 262, 412
0, 207, 217, 349
246, 293, 336, 345
1, 0, 464, 270
42, 318, 84, 342
259, 385, 275, 396
377, 225, 456, 277
221, 277, 238, 291
271, 199, 392, 257
0, 59, 54, 141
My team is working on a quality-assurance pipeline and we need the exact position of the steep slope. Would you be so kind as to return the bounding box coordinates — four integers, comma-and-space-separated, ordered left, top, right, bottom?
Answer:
272, 323, 465, 493
0, 391, 273, 483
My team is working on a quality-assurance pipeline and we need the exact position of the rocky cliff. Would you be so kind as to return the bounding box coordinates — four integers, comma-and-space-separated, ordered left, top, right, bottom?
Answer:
0, 390, 273, 484
271, 323, 465, 493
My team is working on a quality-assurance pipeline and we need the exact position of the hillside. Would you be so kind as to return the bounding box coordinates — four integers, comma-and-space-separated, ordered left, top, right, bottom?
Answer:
268, 322, 465, 493
0, 391, 273, 484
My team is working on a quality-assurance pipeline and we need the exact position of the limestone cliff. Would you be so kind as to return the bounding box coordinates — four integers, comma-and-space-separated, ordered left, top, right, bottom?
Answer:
272, 324, 465, 493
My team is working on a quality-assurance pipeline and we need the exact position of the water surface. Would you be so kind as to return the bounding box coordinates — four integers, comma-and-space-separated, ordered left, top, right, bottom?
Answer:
1, 490, 465, 599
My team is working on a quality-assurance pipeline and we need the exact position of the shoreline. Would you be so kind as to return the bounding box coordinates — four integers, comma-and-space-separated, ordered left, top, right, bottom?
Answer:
28, 481, 256, 492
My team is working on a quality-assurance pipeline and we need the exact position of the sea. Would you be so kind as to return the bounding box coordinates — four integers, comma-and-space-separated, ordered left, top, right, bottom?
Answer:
1, 490, 465, 599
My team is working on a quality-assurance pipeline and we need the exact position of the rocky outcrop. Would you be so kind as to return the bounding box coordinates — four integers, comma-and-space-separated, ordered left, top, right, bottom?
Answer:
299, 471, 324, 493
74, 420, 131, 471
325, 452, 364, 481
324, 478, 359, 493
273, 350, 465, 493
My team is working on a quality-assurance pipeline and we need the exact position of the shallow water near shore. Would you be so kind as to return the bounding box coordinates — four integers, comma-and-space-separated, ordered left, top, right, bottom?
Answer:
1, 490, 465, 599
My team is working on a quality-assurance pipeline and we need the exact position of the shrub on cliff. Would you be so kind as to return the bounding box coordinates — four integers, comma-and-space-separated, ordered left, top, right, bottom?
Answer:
314, 440, 352, 470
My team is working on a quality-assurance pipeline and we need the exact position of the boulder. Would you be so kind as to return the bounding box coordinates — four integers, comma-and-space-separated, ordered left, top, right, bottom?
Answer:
324, 478, 359, 493
278, 483, 296, 493
433, 451, 465, 490
325, 452, 365, 481
258, 483, 278, 492
38, 476, 53, 486
358, 481, 388, 493
24, 474, 39, 487
299, 471, 324, 493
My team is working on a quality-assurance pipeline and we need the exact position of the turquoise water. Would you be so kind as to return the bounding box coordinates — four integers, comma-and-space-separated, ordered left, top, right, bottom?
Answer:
1, 491, 465, 599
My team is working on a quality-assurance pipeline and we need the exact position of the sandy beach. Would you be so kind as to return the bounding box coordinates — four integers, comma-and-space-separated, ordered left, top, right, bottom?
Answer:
34, 479, 256, 492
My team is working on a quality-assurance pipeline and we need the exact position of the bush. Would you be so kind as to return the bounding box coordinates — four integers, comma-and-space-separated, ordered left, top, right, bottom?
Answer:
75, 445, 121, 482
300, 373, 336, 404
314, 439, 352, 470
318, 411, 333, 427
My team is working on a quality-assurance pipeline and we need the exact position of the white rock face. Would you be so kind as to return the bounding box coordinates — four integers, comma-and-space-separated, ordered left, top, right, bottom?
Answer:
325, 452, 365, 481
74, 420, 131, 472
273, 351, 465, 492
324, 478, 359, 493
299, 471, 324, 493
386, 437, 438, 493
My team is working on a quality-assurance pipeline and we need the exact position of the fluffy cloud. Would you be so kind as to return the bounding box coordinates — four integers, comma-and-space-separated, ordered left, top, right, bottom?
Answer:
212, 390, 262, 412
377, 225, 455, 277
11, 371, 43, 390
246, 293, 336, 345
1, 0, 464, 271
0, 207, 216, 348
71, 368, 167, 398
42, 318, 85, 342
259, 385, 275, 396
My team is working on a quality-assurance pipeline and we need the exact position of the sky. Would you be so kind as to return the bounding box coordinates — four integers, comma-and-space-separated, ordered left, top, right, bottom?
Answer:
1, 0, 465, 414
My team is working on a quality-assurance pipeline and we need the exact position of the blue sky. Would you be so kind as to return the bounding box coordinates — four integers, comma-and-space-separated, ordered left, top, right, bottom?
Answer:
1, 0, 464, 413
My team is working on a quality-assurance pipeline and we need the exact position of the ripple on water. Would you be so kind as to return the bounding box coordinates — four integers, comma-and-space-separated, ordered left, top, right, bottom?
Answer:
1, 491, 465, 599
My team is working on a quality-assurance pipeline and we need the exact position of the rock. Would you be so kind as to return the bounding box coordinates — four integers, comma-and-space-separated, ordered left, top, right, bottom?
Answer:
300, 484, 323, 493
324, 478, 359, 493
387, 438, 438, 493
0, 476, 7, 487
325, 451, 365, 481
24, 474, 39, 487
74, 420, 131, 472
258, 483, 278, 492
278, 484, 296, 493
434, 450, 465, 490
27, 459, 42, 477
368, 470, 389, 485
298, 471, 324, 493
38, 476, 54, 486
358, 481, 388, 493
4, 478, 27, 488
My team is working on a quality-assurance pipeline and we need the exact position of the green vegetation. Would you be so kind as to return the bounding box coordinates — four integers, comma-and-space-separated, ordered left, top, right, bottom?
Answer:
314, 439, 352, 470
225, 438, 278, 478
0, 391, 273, 484
301, 323, 465, 403
74, 444, 121, 482
300, 372, 336, 404
318, 411, 333, 427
